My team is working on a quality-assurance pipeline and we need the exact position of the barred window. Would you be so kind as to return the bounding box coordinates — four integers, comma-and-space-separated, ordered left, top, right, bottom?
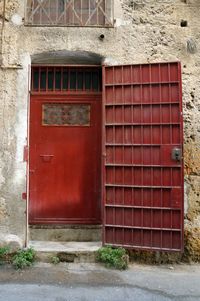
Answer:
25, 0, 114, 27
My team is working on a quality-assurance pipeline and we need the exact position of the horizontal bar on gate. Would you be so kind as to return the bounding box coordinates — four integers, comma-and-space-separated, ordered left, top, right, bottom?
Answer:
104, 243, 181, 252
105, 123, 180, 126
105, 143, 162, 146
105, 225, 181, 232
105, 204, 181, 210
105, 184, 181, 189
105, 102, 180, 106
105, 164, 181, 167
104, 81, 179, 86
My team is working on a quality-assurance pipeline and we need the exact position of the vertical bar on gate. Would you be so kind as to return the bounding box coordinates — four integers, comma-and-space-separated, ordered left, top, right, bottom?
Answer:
38, 67, 41, 92
122, 66, 125, 244
112, 68, 115, 239
168, 63, 173, 249
97, 69, 101, 92
61, 67, 63, 91
131, 65, 134, 245
158, 63, 163, 249
67, 67, 70, 91
139, 64, 144, 247
53, 67, 56, 92
83, 69, 85, 91
168, 63, 172, 138
46, 67, 48, 92
75, 69, 77, 91
112, 67, 115, 244
149, 64, 153, 249
90, 69, 94, 91
170, 159, 173, 249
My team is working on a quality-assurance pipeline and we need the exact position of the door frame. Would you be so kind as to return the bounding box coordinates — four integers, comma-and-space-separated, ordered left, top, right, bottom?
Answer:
25, 62, 184, 252
26, 65, 104, 240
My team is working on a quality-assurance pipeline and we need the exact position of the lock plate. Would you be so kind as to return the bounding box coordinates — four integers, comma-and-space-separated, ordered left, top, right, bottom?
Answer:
171, 148, 182, 161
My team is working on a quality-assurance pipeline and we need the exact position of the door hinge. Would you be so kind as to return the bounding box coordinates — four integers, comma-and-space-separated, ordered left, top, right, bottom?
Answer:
23, 145, 29, 162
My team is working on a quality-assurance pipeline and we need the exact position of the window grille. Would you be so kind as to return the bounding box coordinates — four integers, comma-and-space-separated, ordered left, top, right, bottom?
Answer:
31, 66, 102, 92
25, 0, 114, 27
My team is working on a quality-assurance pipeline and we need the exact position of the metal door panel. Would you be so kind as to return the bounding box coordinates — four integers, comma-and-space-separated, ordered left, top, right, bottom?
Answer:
29, 95, 102, 224
103, 62, 183, 251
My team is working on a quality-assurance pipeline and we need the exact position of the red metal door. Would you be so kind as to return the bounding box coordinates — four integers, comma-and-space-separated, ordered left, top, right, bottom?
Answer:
103, 62, 184, 251
29, 95, 101, 224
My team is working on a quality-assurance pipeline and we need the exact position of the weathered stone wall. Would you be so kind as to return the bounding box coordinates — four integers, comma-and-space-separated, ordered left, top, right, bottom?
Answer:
0, 0, 199, 259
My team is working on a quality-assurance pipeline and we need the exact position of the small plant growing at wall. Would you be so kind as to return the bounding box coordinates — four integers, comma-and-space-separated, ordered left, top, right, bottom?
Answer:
12, 248, 36, 269
50, 255, 60, 265
97, 246, 129, 270
0, 246, 10, 265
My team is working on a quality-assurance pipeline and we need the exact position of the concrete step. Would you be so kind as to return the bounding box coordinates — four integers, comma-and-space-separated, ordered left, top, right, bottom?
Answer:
29, 225, 102, 242
29, 241, 102, 263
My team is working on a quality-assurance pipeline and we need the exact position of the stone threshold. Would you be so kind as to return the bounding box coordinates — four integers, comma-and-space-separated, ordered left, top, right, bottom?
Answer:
29, 241, 102, 263
29, 241, 102, 252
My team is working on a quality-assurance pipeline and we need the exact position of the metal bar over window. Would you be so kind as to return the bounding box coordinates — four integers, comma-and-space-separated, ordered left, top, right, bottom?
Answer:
31, 66, 102, 93
25, 0, 114, 27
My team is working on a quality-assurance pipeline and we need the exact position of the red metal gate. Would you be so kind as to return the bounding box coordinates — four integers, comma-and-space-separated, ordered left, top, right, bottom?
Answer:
103, 62, 183, 251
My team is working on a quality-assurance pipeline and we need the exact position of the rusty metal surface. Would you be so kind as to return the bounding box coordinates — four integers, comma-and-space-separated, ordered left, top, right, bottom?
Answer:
25, 0, 114, 27
103, 62, 184, 252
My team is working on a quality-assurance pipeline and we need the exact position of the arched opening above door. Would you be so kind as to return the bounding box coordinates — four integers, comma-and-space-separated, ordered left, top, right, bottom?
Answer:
31, 50, 104, 65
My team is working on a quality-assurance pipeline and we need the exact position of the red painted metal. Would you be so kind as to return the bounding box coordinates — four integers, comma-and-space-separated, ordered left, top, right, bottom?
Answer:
22, 192, 27, 200
23, 145, 29, 162
103, 62, 184, 252
29, 66, 102, 224
31, 66, 102, 94
29, 94, 102, 224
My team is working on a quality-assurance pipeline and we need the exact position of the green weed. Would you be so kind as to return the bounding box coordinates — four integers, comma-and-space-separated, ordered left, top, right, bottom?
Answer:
0, 246, 10, 265
50, 255, 60, 265
97, 246, 129, 270
12, 248, 36, 269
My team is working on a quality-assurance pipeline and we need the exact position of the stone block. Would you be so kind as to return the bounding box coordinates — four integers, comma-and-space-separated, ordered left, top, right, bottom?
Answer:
0, 234, 23, 252
184, 226, 200, 262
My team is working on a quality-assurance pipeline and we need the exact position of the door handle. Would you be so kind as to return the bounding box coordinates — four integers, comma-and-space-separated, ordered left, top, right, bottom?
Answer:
171, 148, 182, 161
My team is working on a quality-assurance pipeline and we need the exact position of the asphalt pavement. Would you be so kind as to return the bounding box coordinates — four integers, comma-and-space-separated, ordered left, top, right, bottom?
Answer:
0, 262, 199, 301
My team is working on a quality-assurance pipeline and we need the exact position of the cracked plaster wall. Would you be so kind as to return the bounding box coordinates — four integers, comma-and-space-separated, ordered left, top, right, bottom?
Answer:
0, 0, 199, 258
